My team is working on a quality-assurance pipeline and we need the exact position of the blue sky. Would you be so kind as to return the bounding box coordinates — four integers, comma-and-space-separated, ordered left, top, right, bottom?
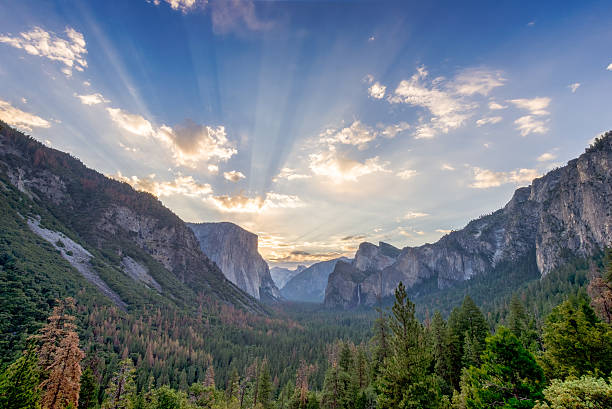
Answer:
1, 0, 611, 267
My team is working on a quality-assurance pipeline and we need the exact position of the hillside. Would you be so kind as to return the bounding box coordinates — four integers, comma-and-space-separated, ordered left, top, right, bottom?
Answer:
281, 257, 350, 302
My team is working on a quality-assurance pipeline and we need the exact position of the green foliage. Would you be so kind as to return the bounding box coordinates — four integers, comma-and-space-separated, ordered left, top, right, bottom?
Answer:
533, 376, 612, 409
539, 295, 612, 379
0, 344, 41, 409
79, 368, 99, 409
377, 282, 441, 409
458, 327, 545, 409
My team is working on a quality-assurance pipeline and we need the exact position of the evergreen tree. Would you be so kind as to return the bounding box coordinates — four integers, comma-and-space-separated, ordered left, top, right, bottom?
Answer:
321, 365, 342, 409
540, 295, 612, 378
430, 312, 452, 396
78, 367, 99, 409
459, 296, 489, 369
533, 375, 612, 409
102, 359, 136, 409
507, 295, 539, 351
40, 325, 84, 409
458, 327, 545, 409
258, 361, 273, 409
377, 282, 440, 409
0, 344, 41, 409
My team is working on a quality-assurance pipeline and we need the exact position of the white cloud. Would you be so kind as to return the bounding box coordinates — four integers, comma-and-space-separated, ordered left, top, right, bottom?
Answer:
107, 107, 155, 137
441, 164, 455, 171
388, 66, 475, 138
320, 121, 377, 149
403, 211, 428, 219
568, 83, 581, 93
508, 97, 551, 116
368, 82, 386, 99
107, 107, 236, 167
514, 115, 549, 136
537, 152, 556, 162
114, 172, 212, 198
607, 63, 612, 71
508, 97, 551, 136
396, 169, 417, 180
452, 68, 506, 96
309, 149, 390, 183
149, 0, 199, 12
207, 164, 219, 174
275, 167, 311, 181
436, 229, 452, 234
476, 116, 502, 126
208, 192, 304, 213
379, 122, 410, 138
469, 167, 539, 189
0, 26, 87, 76
0, 99, 51, 131
488, 101, 506, 110
75, 92, 109, 106
223, 170, 246, 182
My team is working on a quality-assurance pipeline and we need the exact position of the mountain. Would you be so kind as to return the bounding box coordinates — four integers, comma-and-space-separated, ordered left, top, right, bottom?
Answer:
188, 222, 281, 302
325, 131, 612, 309
270, 265, 307, 289
281, 257, 350, 302
0, 120, 262, 314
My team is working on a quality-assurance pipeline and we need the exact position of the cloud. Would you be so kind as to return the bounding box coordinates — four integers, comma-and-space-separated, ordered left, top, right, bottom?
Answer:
266, 250, 345, 263
274, 167, 311, 181
0, 99, 51, 131
403, 211, 428, 219
107, 107, 155, 137
379, 122, 410, 138
488, 101, 507, 110
368, 82, 386, 99
319, 121, 377, 149
441, 164, 455, 171
309, 149, 390, 183
223, 170, 246, 182
396, 169, 417, 180
107, 107, 236, 167
508, 97, 551, 116
208, 192, 304, 213
568, 83, 581, 93
436, 229, 452, 234
113, 172, 212, 198
452, 68, 506, 96
0, 26, 87, 76
74, 93, 109, 106
210, 0, 273, 34
514, 115, 549, 136
469, 167, 539, 189
607, 63, 612, 71
476, 116, 502, 126
150, 0, 199, 12
341, 234, 367, 241
537, 152, 556, 162
207, 164, 219, 174
388, 66, 476, 138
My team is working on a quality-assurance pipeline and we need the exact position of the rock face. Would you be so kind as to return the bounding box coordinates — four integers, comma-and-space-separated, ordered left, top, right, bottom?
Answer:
281, 258, 350, 302
270, 265, 307, 289
188, 222, 281, 302
0, 121, 263, 313
325, 132, 612, 309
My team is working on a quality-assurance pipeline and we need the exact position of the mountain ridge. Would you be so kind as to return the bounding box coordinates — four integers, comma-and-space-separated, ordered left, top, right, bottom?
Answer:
325, 131, 612, 308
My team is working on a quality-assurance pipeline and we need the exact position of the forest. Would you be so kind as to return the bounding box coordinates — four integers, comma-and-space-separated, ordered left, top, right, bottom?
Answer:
2, 247, 611, 409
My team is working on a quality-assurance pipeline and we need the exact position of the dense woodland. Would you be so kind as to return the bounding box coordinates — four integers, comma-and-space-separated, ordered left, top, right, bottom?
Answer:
2, 247, 612, 409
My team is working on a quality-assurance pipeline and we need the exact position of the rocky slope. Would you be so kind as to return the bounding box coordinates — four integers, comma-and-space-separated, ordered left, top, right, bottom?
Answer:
0, 121, 263, 313
270, 265, 306, 289
325, 131, 612, 309
281, 257, 350, 303
188, 222, 281, 302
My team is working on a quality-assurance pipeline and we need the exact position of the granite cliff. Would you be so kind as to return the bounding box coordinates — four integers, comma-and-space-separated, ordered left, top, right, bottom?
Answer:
188, 222, 281, 302
325, 131, 612, 308
281, 257, 350, 303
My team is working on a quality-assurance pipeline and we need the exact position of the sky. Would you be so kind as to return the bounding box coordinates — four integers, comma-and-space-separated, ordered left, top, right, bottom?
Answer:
1, 0, 611, 268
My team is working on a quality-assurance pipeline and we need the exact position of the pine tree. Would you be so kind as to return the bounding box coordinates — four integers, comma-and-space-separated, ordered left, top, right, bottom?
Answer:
78, 367, 98, 409
38, 298, 77, 376
430, 311, 452, 394
540, 295, 612, 378
458, 327, 545, 409
102, 359, 136, 409
204, 365, 215, 389
321, 365, 343, 409
377, 282, 440, 409
227, 368, 240, 401
459, 296, 489, 369
40, 330, 84, 409
354, 346, 368, 390
0, 344, 41, 409
258, 361, 273, 409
